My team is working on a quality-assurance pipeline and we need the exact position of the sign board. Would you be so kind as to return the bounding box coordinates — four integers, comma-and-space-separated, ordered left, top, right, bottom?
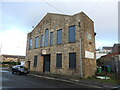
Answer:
85, 51, 94, 59
41, 49, 46, 55
86, 33, 92, 40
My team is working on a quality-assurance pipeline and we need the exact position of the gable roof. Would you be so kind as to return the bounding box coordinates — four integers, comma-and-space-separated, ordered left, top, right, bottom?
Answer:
28, 12, 93, 35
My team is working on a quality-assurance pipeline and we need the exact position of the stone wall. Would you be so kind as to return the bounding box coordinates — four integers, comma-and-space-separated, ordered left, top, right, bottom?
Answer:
25, 12, 96, 78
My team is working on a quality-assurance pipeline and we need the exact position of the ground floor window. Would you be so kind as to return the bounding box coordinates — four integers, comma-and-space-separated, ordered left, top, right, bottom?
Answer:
56, 53, 62, 68
69, 53, 76, 69
33, 55, 38, 66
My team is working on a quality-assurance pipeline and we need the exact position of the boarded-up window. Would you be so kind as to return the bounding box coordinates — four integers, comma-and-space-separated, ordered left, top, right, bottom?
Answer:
44, 29, 49, 47
33, 56, 38, 66
50, 32, 53, 46
35, 36, 39, 48
41, 35, 44, 47
69, 53, 76, 69
56, 54, 62, 68
69, 25, 76, 42
29, 38, 32, 49
57, 29, 62, 44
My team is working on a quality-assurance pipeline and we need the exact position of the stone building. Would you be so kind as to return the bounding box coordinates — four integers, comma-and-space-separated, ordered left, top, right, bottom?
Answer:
112, 44, 120, 53
0, 54, 25, 63
25, 12, 96, 78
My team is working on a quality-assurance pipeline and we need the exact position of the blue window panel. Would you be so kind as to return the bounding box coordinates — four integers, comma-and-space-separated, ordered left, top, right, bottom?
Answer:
29, 38, 32, 49
44, 29, 49, 47
50, 32, 53, 46
69, 25, 76, 42
35, 37, 39, 48
57, 29, 62, 44
41, 35, 44, 47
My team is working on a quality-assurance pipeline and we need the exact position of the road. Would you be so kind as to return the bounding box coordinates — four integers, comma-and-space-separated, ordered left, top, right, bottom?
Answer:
1, 68, 93, 89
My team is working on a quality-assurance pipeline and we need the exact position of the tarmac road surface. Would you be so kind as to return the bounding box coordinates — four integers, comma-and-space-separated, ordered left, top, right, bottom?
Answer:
1, 68, 93, 89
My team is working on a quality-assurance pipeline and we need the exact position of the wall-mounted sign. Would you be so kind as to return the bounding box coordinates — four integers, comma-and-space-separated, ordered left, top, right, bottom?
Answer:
85, 50, 94, 59
86, 33, 92, 40
41, 49, 46, 55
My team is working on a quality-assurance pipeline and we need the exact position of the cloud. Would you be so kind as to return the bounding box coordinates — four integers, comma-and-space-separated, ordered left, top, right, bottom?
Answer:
0, 29, 27, 55
95, 40, 117, 49
1, 0, 118, 3
0, 0, 118, 55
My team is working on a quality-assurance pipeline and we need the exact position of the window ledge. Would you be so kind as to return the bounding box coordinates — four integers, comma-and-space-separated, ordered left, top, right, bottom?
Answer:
68, 41, 76, 43
34, 47, 39, 49
56, 67, 62, 69
33, 66, 37, 67
69, 68, 76, 70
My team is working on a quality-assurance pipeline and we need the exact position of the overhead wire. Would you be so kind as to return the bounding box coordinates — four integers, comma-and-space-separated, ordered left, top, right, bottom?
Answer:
41, 0, 65, 14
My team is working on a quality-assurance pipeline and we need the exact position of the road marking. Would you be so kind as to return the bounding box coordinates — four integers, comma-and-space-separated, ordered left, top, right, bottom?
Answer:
28, 74, 103, 88
0, 70, 9, 72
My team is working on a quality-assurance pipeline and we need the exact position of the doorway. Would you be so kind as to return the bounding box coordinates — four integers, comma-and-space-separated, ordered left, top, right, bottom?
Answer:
27, 61, 30, 69
43, 55, 50, 72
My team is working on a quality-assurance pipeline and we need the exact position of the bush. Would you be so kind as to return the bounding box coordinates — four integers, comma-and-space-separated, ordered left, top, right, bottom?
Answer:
2, 62, 21, 65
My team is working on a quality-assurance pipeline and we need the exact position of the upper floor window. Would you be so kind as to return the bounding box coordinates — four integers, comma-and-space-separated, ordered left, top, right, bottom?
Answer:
29, 38, 32, 49
35, 36, 39, 48
44, 29, 49, 47
69, 25, 76, 42
50, 32, 53, 46
57, 29, 62, 44
41, 35, 44, 47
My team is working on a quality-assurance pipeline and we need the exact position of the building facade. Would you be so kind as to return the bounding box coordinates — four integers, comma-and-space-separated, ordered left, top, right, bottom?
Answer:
112, 44, 120, 53
96, 47, 112, 59
0, 54, 25, 63
25, 12, 96, 78
98, 44, 120, 73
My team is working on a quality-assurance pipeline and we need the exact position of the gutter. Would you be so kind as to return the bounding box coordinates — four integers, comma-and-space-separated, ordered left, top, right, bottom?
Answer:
80, 39, 83, 78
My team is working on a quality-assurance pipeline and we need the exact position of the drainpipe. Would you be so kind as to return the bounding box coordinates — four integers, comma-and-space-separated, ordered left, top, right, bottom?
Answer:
80, 39, 83, 78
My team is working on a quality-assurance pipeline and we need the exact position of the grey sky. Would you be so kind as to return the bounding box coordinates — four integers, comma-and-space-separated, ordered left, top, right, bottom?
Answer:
0, 0, 119, 55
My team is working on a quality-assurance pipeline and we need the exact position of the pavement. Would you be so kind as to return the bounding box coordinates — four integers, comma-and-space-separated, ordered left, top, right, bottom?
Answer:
28, 71, 120, 89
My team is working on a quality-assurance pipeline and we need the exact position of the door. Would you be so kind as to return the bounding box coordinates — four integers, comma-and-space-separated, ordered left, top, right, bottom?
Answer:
27, 61, 30, 69
43, 55, 50, 72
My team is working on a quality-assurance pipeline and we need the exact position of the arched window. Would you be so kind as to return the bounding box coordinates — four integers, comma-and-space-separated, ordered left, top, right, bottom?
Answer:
44, 29, 49, 47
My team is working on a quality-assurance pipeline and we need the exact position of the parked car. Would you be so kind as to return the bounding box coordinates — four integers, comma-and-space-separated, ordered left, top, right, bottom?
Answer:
11, 65, 29, 75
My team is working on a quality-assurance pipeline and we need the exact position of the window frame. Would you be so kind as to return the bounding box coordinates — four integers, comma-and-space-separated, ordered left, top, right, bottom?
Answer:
44, 29, 49, 47
40, 34, 44, 47
33, 55, 38, 67
35, 36, 39, 48
50, 32, 53, 46
69, 53, 76, 69
57, 29, 62, 44
56, 53, 62, 68
68, 25, 76, 43
29, 38, 32, 49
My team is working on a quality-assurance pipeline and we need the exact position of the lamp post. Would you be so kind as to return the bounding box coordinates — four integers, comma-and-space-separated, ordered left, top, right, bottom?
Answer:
113, 55, 119, 86
17, 47, 20, 65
